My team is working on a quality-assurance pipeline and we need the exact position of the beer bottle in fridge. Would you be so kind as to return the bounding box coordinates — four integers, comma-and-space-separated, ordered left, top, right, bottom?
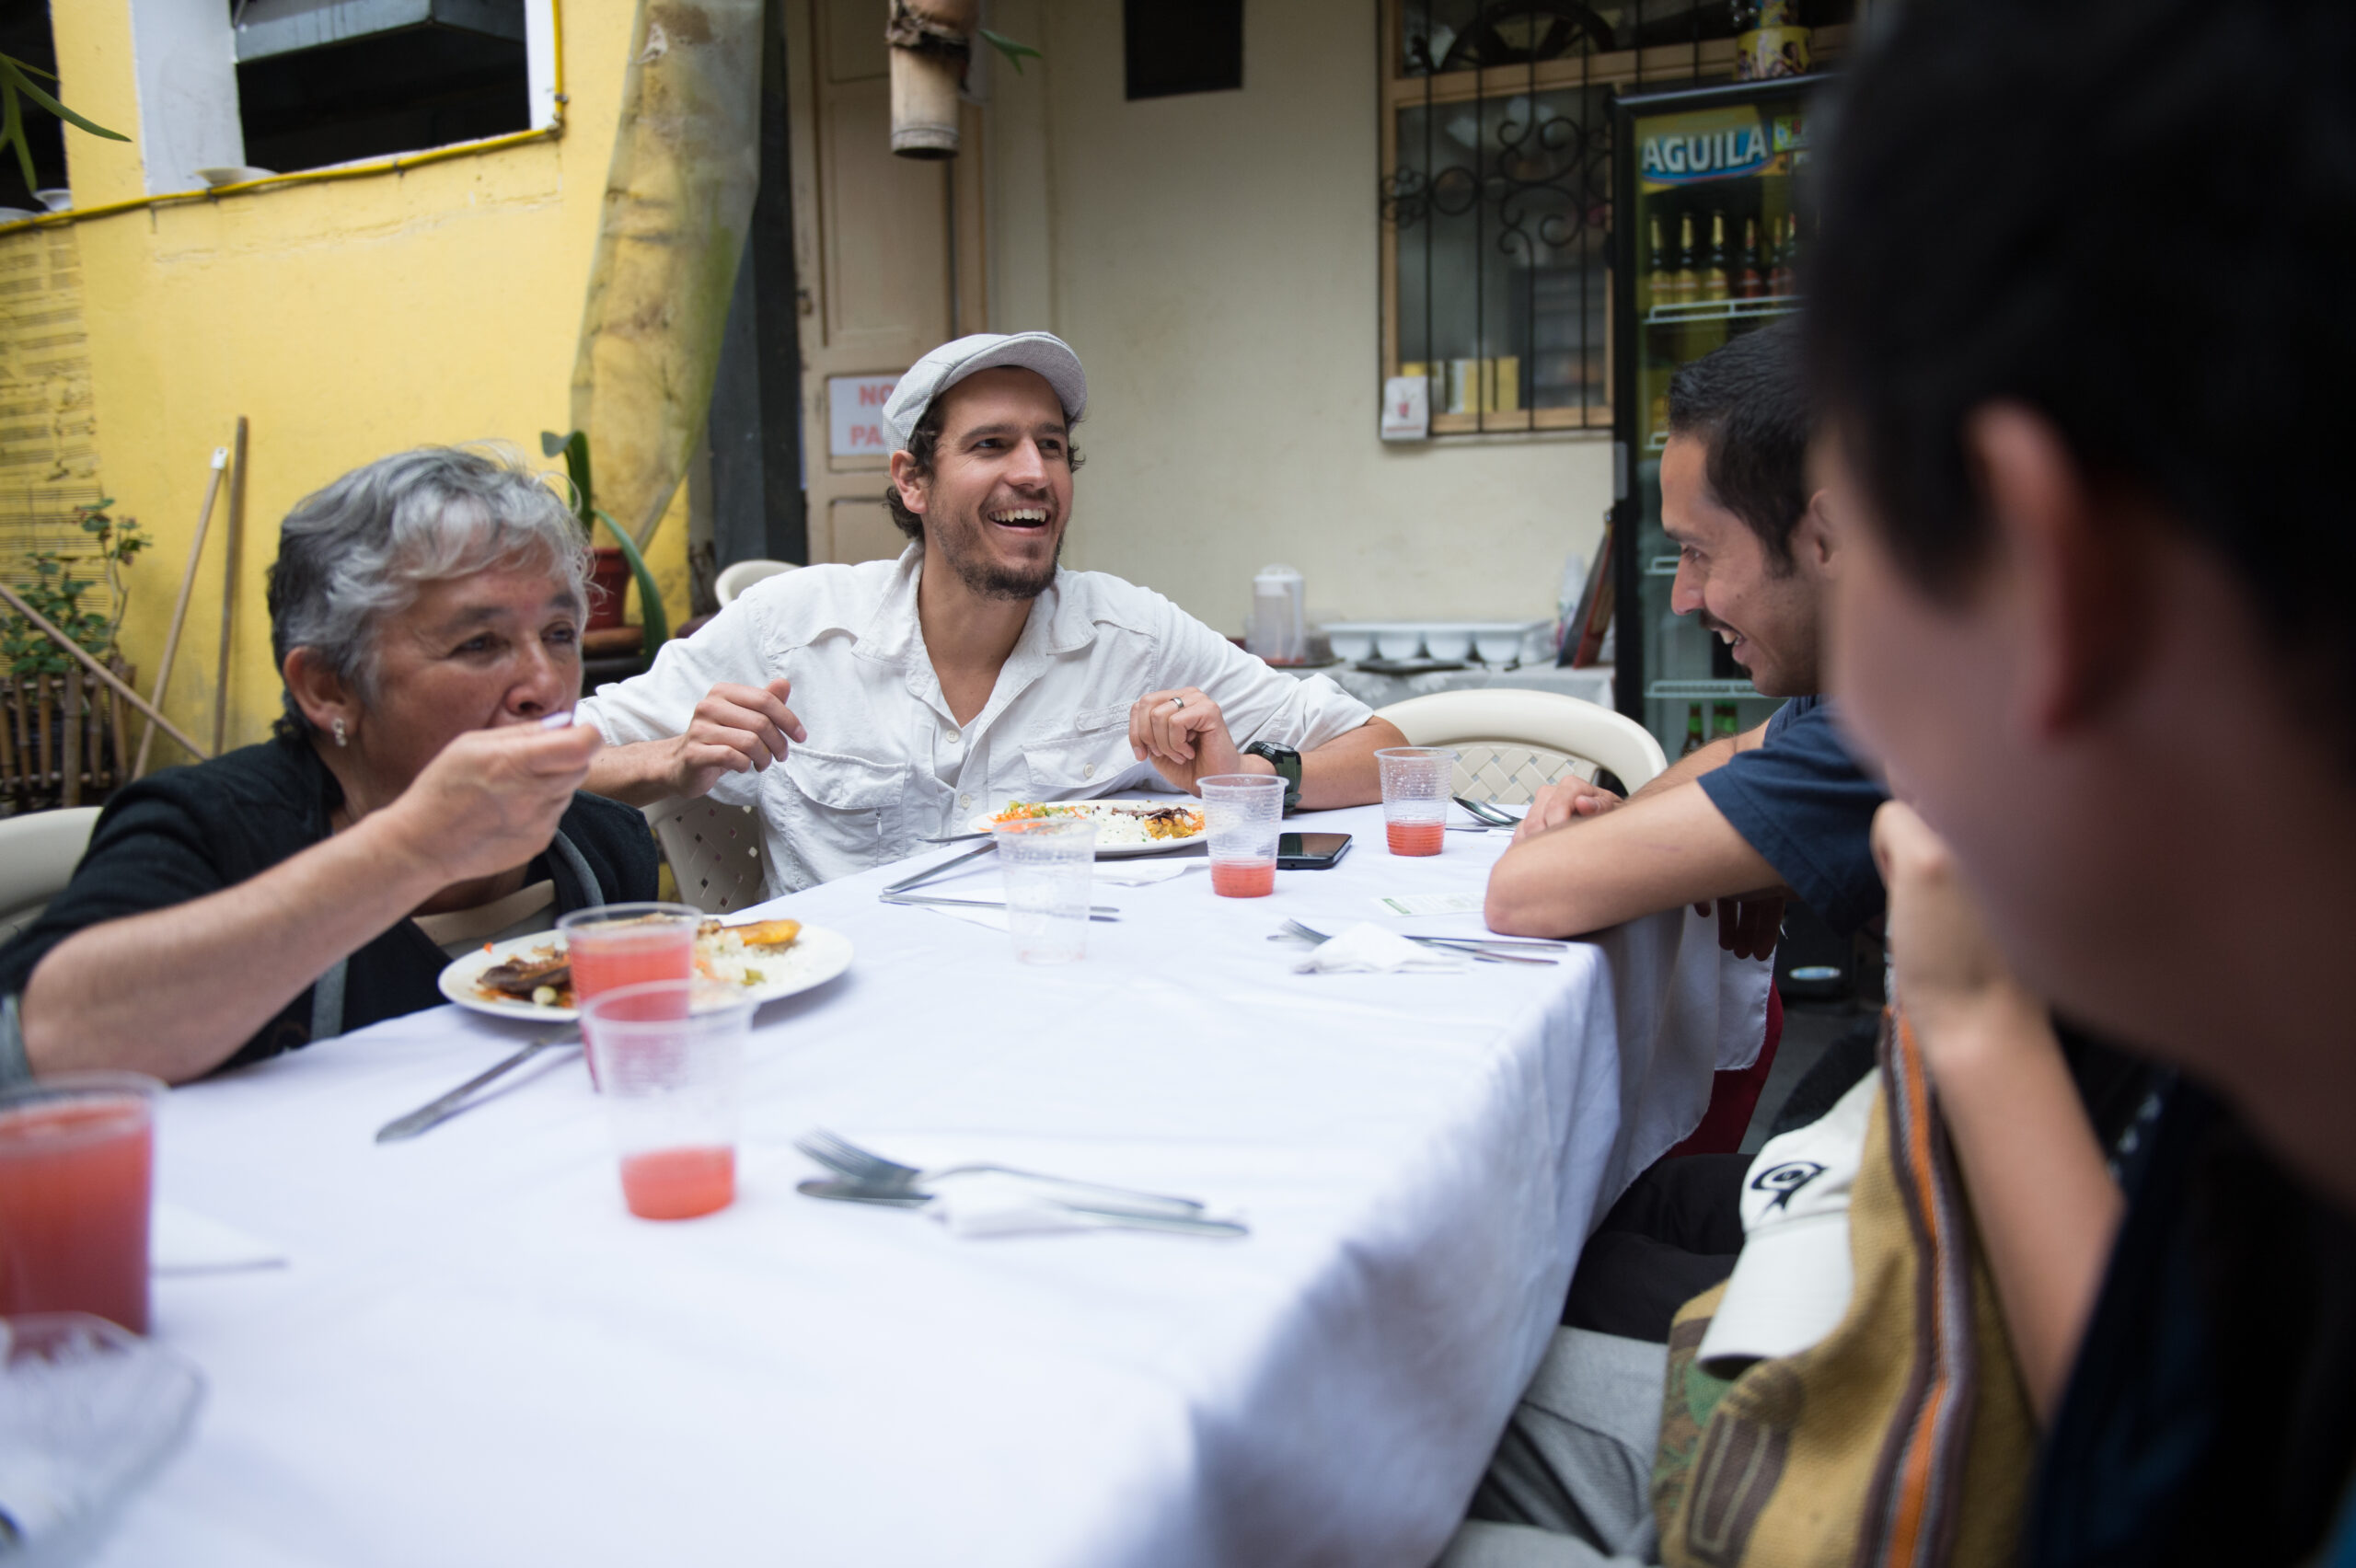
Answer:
1738, 216, 1764, 300
1680, 703, 1706, 756
1703, 212, 1731, 303
1672, 212, 1699, 305
1768, 213, 1796, 297
1648, 215, 1671, 314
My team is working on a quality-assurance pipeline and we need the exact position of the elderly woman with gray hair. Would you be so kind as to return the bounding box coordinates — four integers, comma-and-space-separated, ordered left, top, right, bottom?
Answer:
0, 446, 656, 1084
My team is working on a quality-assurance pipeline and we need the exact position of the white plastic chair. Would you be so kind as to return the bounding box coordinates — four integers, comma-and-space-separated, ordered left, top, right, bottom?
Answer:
643, 798, 768, 914
713, 559, 797, 607
1374, 689, 1668, 804
0, 806, 102, 944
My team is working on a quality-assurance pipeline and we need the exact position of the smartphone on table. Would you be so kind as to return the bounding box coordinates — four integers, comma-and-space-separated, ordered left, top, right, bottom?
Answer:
1276, 832, 1352, 870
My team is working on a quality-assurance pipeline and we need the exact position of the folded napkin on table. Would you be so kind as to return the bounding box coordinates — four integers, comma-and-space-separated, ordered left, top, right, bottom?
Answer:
921, 1171, 1239, 1239
1293, 921, 1466, 974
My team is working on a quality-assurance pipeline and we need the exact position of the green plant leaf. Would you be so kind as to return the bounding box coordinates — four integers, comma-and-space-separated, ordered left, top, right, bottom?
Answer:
977, 28, 1043, 74
1, 64, 33, 196
592, 508, 669, 651
0, 55, 129, 142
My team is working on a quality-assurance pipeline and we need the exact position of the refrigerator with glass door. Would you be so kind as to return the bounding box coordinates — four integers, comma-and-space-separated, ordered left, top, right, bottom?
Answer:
1608, 76, 1821, 760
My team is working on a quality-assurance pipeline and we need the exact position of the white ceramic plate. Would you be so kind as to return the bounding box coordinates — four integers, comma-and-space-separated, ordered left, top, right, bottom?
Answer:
967, 801, 1208, 859
437, 923, 855, 1022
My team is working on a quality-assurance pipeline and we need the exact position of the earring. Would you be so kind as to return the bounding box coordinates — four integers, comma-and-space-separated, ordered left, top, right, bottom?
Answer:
331, 717, 348, 748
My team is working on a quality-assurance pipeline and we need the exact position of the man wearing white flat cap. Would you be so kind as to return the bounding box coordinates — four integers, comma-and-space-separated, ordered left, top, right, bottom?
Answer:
581, 330, 1403, 892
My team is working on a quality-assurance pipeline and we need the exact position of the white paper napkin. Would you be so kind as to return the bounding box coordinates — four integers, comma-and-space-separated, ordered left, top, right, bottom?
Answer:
152, 1202, 287, 1274
922, 1171, 1104, 1236
919, 1171, 1242, 1239
1293, 922, 1466, 974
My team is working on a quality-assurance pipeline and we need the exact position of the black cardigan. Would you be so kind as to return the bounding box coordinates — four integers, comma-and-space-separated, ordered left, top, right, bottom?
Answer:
0, 734, 657, 1074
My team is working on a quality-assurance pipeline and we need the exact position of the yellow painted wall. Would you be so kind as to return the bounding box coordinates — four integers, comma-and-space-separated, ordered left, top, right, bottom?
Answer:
35, 0, 691, 769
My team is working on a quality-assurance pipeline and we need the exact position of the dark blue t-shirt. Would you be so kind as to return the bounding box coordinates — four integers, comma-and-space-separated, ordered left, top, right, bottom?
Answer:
1693, 695, 1888, 935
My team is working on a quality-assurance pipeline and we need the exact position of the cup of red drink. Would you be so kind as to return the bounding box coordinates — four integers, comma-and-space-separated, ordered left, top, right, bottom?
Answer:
1199, 773, 1288, 896
0, 1072, 164, 1333
580, 979, 753, 1220
558, 901, 700, 1086
1376, 747, 1458, 856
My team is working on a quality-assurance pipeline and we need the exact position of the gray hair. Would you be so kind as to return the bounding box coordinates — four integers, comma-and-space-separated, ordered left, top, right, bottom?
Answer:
267, 445, 591, 736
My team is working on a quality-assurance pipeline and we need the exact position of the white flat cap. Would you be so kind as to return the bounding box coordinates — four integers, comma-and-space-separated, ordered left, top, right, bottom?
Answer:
882, 331, 1089, 452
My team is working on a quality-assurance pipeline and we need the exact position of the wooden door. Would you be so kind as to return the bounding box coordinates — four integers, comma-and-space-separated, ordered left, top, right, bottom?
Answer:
784, 0, 989, 565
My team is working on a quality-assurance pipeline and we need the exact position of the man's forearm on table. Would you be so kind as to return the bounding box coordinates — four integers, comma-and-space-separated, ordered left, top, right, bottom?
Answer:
1484, 782, 1783, 937
1296, 719, 1407, 810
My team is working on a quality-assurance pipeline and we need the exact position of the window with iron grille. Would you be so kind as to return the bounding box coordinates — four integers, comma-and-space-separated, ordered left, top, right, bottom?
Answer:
1378, 1, 1854, 437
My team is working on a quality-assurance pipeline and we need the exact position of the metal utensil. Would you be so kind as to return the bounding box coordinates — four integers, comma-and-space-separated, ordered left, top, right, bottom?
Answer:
795, 1179, 1247, 1238
1452, 794, 1519, 826
881, 892, 1121, 922
881, 840, 997, 895
375, 1027, 579, 1143
796, 1128, 1205, 1213
919, 830, 992, 844
1280, 917, 1560, 965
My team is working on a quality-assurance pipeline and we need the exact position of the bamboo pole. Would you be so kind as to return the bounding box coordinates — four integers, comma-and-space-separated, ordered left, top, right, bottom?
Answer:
213, 416, 248, 755
133, 445, 229, 778
0, 582, 211, 761
35, 674, 53, 795
60, 663, 81, 807
107, 659, 129, 791
6, 677, 26, 807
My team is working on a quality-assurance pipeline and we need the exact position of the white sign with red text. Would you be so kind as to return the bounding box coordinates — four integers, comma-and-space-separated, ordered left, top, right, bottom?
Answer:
828, 374, 902, 457
1380, 375, 1430, 441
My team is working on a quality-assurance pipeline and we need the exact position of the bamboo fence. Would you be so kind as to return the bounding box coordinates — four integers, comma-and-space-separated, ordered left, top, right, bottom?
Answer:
0, 657, 134, 813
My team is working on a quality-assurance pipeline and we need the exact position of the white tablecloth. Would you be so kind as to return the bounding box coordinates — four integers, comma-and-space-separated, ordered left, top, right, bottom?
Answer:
98, 804, 1767, 1568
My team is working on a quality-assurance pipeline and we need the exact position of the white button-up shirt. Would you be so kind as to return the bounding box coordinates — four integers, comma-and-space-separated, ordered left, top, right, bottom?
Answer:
578, 548, 1375, 894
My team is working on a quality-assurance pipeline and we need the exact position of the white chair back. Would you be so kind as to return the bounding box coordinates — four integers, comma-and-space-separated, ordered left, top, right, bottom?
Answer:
713, 559, 797, 607
1373, 689, 1668, 803
0, 805, 102, 944
643, 798, 768, 914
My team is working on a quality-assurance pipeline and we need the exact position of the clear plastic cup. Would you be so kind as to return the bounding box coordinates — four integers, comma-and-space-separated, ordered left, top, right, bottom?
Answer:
557, 902, 700, 1087
0, 1072, 164, 1332
1377, 746, 1459, 857
993, 815, 1098, 963
580, 980, 752, 1220
1199, 773, 1288, 897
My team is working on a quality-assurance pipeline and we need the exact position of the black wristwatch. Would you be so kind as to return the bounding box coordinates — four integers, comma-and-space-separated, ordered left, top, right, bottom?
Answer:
1244, 741, 1302, 812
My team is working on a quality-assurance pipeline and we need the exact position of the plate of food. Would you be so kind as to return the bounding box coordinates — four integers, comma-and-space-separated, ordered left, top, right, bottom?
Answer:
968, 800, 1208, 858
437, 917, 855, 1022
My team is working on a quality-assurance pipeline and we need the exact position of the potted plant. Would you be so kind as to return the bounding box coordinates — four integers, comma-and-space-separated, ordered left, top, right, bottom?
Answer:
541, 431, 668, 651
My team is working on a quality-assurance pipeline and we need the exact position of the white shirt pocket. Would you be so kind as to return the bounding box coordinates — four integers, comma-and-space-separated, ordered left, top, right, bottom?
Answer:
768, 746, 908, 888
1019, 701, 1148, 801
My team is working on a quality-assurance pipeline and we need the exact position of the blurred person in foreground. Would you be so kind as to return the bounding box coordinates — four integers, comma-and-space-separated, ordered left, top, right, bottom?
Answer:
0, 448, 654, 1086
1809, 0, 2356, 1559
577, 332, 1403, 892
1484, 325, 1885, 958
1441, 802, 2128, 1567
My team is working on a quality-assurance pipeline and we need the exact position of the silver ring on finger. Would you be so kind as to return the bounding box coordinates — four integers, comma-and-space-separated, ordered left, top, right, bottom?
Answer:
1168, 696, 1186, 711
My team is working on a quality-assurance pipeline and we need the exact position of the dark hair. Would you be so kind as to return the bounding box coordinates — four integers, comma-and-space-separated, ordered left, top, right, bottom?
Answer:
1666, 321, 1812, 571
1808, 0, 2356, 699
883, 395, 1084, 542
